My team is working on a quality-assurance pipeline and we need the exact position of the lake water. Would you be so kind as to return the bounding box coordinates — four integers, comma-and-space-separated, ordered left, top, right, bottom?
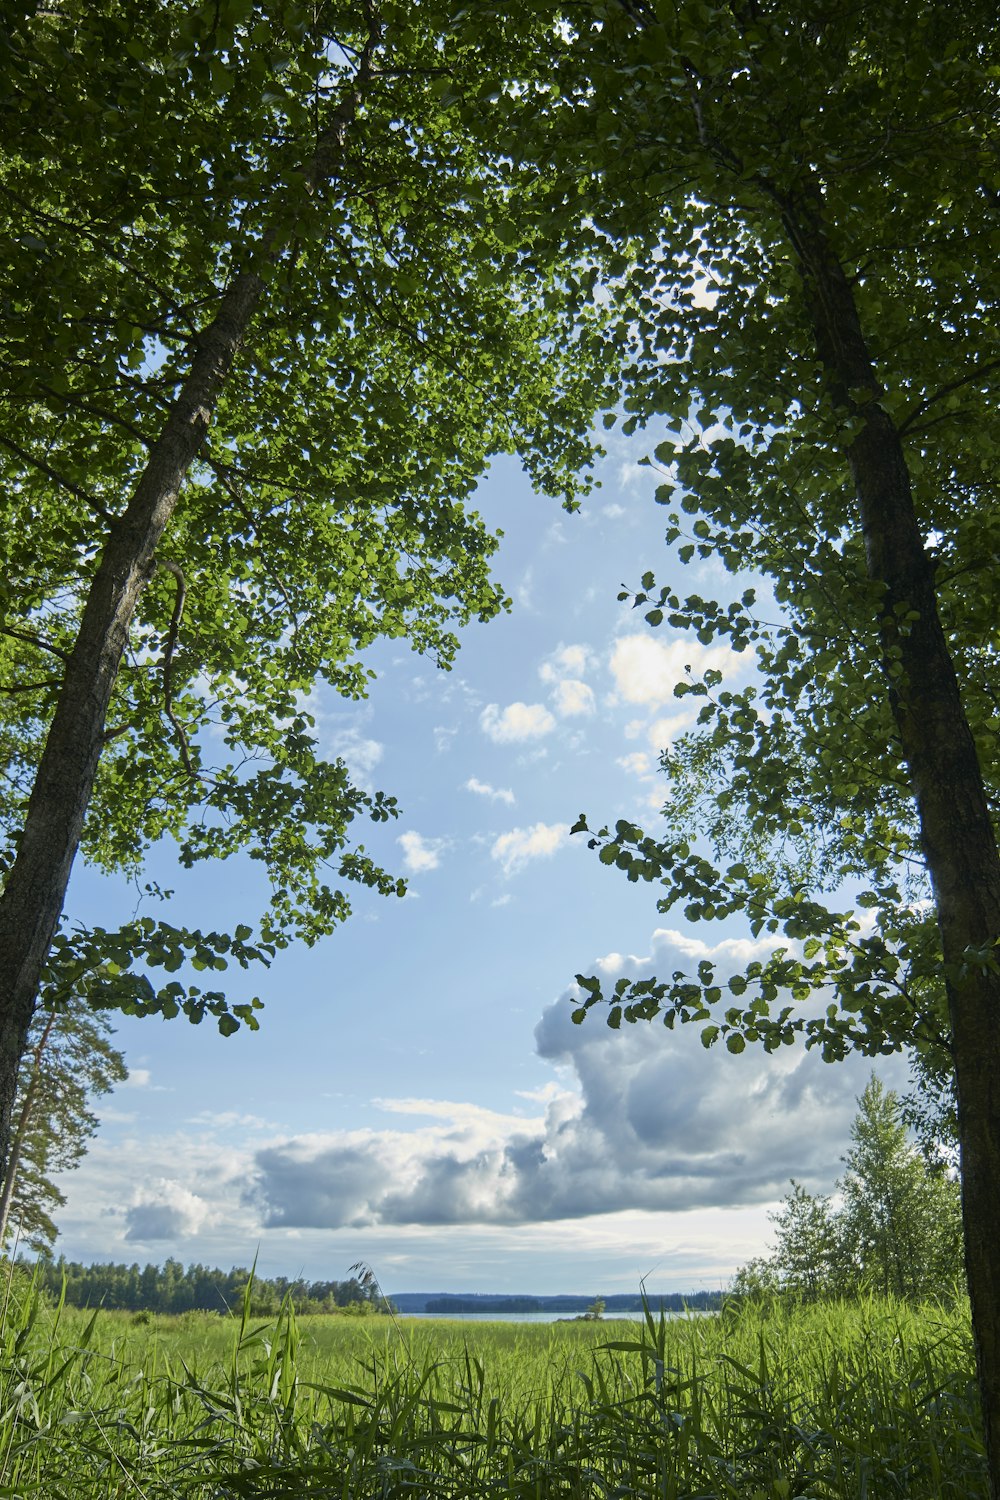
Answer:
399, 1310, 694, 1324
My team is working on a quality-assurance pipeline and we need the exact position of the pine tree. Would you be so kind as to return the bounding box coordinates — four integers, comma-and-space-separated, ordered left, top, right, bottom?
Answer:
0, 997, 127, 1251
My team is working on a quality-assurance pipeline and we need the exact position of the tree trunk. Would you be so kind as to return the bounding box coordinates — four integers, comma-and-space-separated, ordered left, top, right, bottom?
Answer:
0, 261, 267, 1179
781, 182, 1000, 1498
0, 1001, 57, 1247
0, 25, 379, 1188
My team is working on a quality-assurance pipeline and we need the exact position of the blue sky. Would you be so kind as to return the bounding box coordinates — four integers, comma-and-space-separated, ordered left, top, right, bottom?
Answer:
53, 433, 904, 1295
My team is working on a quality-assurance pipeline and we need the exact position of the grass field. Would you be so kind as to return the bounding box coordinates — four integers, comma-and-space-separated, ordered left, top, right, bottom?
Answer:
0, 1277, 986, 1497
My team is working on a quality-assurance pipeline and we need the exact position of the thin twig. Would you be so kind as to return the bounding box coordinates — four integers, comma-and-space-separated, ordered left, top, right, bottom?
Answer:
157, 559, 197, 779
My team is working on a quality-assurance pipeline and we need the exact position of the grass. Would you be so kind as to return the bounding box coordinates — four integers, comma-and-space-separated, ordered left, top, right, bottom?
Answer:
0, 1273, 986, 1498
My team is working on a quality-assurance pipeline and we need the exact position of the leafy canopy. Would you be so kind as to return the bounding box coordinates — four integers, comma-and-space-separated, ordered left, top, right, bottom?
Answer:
0, 0, 613, 1031
526, 0, 1000, 1070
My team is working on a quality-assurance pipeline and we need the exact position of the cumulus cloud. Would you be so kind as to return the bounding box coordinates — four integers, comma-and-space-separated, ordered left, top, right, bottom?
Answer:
250, 929, 907, 1232
124, 1179, 214, 1243
539, 644, 593, 683
398, 831, 445, 873
609, 634, 743, 709
491, 822, 569, 876
481, 702, 556, 743
551, 679, 596, 718
465, 777, 516, 805
324, 727, 384, 781
647, 710, 699, 750
538, 644, 597, 719
121, 1068, 152, 1089
617, 751, 652, 777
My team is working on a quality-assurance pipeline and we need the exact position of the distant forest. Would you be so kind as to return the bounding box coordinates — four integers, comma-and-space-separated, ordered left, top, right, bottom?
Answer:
416, 1292, 724, 1314
19, 1261, 725, 1317
25, 1259, 388, 1316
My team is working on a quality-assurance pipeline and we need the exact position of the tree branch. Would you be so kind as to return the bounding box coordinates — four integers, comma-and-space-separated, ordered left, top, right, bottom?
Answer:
0, 435, 115, 524
897, 357, 1000, 436
0, 627, 70, 664
156, 559, 197, 780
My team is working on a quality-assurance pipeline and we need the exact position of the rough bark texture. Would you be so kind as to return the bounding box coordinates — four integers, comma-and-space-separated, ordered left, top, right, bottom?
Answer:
783, 182, 1000, 1498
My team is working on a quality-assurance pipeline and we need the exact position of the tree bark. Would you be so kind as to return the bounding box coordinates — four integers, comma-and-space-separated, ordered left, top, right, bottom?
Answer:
0, 23, 379, 1190
781, 182, 1000, 1498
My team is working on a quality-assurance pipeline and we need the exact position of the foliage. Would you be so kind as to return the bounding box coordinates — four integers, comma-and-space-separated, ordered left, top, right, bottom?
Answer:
733, 1079, 963, 1303
522, 7, 1000, 1459
839, 1078, 963, 1298
29, 1256, 384, 1317
538, 0, 1000, 1061
761, 1181, 843, 1303
0, 0, 613, 1039
0, 1282, 985, 1497
0, 998, 127, 1252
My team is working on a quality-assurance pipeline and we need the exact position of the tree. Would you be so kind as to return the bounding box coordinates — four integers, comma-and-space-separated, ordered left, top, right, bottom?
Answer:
516, 2, 1000, 1486
734, 1081, 962, 1304
765, 1182, 842, 1304
0, 993, 127, 1252
839, 1078, 962, 1301
0, 5, 611, 1177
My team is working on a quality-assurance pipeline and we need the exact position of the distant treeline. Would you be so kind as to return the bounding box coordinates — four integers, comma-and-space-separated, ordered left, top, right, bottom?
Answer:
418, 1291, 724, 1314
26, 1258, 389, 1316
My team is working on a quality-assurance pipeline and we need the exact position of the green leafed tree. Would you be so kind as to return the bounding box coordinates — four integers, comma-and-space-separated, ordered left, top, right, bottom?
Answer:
733, 1080, 962, 1304
764, 1181, 842, 1304
510, 0, 1000, 1484
0, 2, 611, 1181
0, 994, 127, 1252
838, 1077, 963, 1302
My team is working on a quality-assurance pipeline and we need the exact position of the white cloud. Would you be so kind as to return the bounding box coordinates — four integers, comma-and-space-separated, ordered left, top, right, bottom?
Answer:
122, 1068, 152, 1089
609, 634, 743, 709
398, 831, 445, 873
433, 725, 458, 754
125, 1179, 215, 1243
539, 644, 593, 683
617, 751, 652, 777
647, 710, 699, 749
617, 462, 647, 489
249, 927, 907, 1233
465, 776, 516, 805
120, 1068, 170, 1093
325, 727, 384, 780
538, 645, 596, 718
491, 822, 570, 876
552, 679, 596, 717
481, 702, 556, 743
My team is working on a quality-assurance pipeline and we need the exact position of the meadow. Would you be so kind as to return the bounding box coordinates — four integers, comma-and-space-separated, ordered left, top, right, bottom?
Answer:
0, 1279, 986, 1498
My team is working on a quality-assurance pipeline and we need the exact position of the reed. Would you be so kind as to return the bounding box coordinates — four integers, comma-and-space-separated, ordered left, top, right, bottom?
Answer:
0, 1269, 985, 1497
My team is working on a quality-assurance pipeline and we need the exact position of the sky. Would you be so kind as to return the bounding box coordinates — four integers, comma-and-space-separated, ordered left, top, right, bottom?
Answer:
52, 432, 907, 1297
